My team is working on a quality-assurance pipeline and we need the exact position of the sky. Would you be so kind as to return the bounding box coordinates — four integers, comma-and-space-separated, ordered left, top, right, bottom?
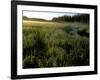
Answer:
23, 11, 78, 20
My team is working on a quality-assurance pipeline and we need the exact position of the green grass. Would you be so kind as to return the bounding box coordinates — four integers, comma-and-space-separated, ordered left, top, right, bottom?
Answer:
22, 20, 89, 68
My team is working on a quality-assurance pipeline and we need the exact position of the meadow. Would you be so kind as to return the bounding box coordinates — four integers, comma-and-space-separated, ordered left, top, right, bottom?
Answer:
22, 20, 89, 68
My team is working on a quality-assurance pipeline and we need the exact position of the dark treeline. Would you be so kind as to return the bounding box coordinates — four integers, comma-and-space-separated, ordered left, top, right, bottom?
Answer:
52, 14, 89, 23
23, 14, 89, 23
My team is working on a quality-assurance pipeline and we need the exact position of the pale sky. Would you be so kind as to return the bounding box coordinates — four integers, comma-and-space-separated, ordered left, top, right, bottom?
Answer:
23, 11, 78, 20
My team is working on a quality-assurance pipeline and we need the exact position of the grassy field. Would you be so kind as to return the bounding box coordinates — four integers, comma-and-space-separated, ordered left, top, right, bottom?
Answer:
22, 20, 89, 68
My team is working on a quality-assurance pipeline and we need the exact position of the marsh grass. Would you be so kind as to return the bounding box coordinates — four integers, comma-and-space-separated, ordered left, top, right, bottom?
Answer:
23, 20, 89, 68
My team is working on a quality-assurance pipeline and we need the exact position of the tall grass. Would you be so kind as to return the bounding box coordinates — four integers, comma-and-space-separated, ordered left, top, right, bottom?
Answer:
23, 21, 89, 68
